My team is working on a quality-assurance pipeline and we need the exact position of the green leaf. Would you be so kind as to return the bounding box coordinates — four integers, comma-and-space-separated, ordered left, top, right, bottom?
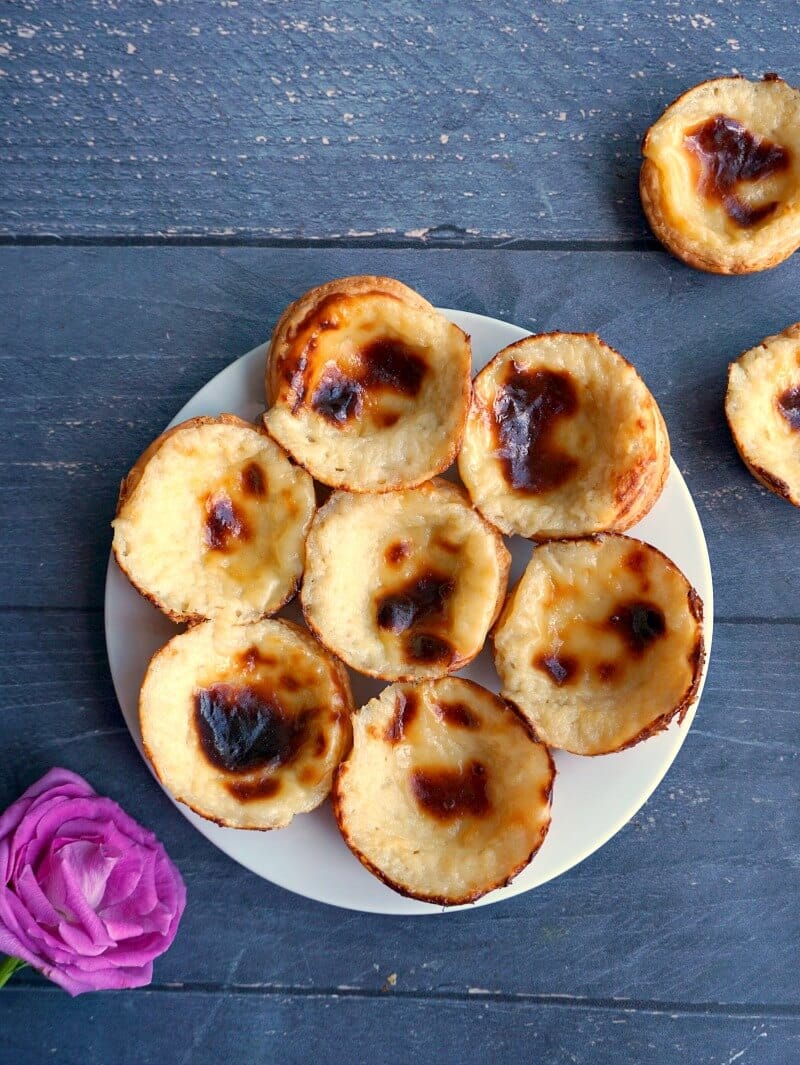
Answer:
0, 956, 28, 988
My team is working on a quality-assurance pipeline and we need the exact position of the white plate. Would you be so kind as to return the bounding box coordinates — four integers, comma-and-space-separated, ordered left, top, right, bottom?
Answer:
105, 309, 713, 915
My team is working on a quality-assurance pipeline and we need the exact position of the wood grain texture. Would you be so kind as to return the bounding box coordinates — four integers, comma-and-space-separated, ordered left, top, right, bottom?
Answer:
2, 246, 800, 615
1, 1, 798, 241
4, 987, 799, 1065
1, 611, 797, 1007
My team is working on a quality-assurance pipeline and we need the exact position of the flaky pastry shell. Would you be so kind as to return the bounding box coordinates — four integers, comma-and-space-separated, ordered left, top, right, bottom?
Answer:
726, 323, 800, 505
641, 75, 800, 274
113, 414, 315, 624
140, 618, 353, 830
263, 275, 471, 492
493, 535, 704, 755
457, 333, 669, 540
301, 479, 510, 681
333, 677, 554, 905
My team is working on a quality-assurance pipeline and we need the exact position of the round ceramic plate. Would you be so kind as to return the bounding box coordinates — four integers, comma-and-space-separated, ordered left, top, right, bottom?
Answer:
105, 309, 713, 915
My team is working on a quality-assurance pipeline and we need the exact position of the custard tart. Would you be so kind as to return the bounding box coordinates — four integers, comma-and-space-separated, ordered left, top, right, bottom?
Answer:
301, 479, 510, 681
641, 75, 800, 273
140, 618, 353, 830
457, 333, 669, 540
263, 276, 471, 491
726, 323, 800, 505
333, 677, 554, 905
113, 415, 315, 624
493, 535, 704, 755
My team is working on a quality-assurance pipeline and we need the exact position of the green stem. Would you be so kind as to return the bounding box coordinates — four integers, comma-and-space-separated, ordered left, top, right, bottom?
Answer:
0, 956, 27, 988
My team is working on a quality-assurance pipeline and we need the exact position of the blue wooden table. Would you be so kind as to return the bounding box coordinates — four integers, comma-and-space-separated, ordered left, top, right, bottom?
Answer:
2, 4, 799, 1063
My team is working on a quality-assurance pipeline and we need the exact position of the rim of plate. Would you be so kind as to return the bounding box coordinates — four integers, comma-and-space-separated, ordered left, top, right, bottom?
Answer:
105, 307, 713, 915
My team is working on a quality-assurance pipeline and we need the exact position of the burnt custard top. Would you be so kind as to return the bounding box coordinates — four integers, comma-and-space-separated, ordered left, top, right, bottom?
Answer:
457, 333, 669, 540
491, 362, 579, 495
112, 416, 315, 625
493, 535, 704, 756
139, 619, 353, 830
333, 678, 555, 905
641, 76, 800, 273
684, 114, 790, 228
264, 277, 471, 492
300, 480, 510, 682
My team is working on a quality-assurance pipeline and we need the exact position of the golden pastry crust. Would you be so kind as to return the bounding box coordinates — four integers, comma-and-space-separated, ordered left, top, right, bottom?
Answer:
641, 75, 800, 274
725, 323, 800, 505
457, 333, 669, 540
263, 275, 472, 492
112, 415, 315, 624
333, 677, 555, 905
140, 618, 353, 830
301, 479, 510, 681
493, 535, 704, 756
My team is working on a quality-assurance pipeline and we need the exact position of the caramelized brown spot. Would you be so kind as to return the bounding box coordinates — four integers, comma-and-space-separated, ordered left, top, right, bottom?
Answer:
238, 646, 277, 672
283, 294, 344, 410
385, 540, 412, 565
436, 701, 480, 729
361, 338, 427, 393
432, 535, 461, 556
314, 732, 327, 757
606, 601, 666, 655
240, 461, 267, 498
376, 570, 457, 667
311, 366, 362, 423
298, 766, 318, 786
289, 294, 345, 340
194, 683, 311, 773
376, 411, 401, 428
684, 115, 790, 227
534, 652, 578, 686
623, 546, 652, 590
596, 661, 619, 682
225, 776, 281, 802
778, 386, 800, 430
624, 547, 648, 575
280, 673, 301, 693
492, 363, 579, 493
406, 633, 455, 665
376, 570, 454, 633
204, 494, 249, 552
410, 761, 490, 821
384, 690, 419, 744
310, 338, 427, 426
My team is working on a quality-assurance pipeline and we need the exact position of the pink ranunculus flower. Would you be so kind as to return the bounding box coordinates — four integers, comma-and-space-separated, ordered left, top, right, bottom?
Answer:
0, 768, 186, 995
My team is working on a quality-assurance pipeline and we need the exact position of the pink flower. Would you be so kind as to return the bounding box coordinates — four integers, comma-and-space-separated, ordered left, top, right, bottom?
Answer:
0, 768, 185, 995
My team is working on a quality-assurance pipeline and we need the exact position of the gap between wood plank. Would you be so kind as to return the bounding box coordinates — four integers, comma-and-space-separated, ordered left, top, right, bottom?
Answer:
6, 980, 800, 1017
0, 234, 660, 252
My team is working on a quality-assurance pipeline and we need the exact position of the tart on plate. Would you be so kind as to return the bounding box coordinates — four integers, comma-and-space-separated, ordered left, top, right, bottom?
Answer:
333, 677, 555, 905
493, 534, 704, 755
457, 333, 669, 540
301, 479, 510, 681
113, 415, 315, 624
726, 323, 800, 505
263, 275, 472, 492
641, 75, 800, 273
139, 618, 353, 830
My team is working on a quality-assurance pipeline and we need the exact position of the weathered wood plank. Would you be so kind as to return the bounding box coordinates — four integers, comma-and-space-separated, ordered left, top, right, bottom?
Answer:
0, 610, 797, 1006
2, 246, 799, 615
1, 1, 797, 240
3, 987, 798, 1065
